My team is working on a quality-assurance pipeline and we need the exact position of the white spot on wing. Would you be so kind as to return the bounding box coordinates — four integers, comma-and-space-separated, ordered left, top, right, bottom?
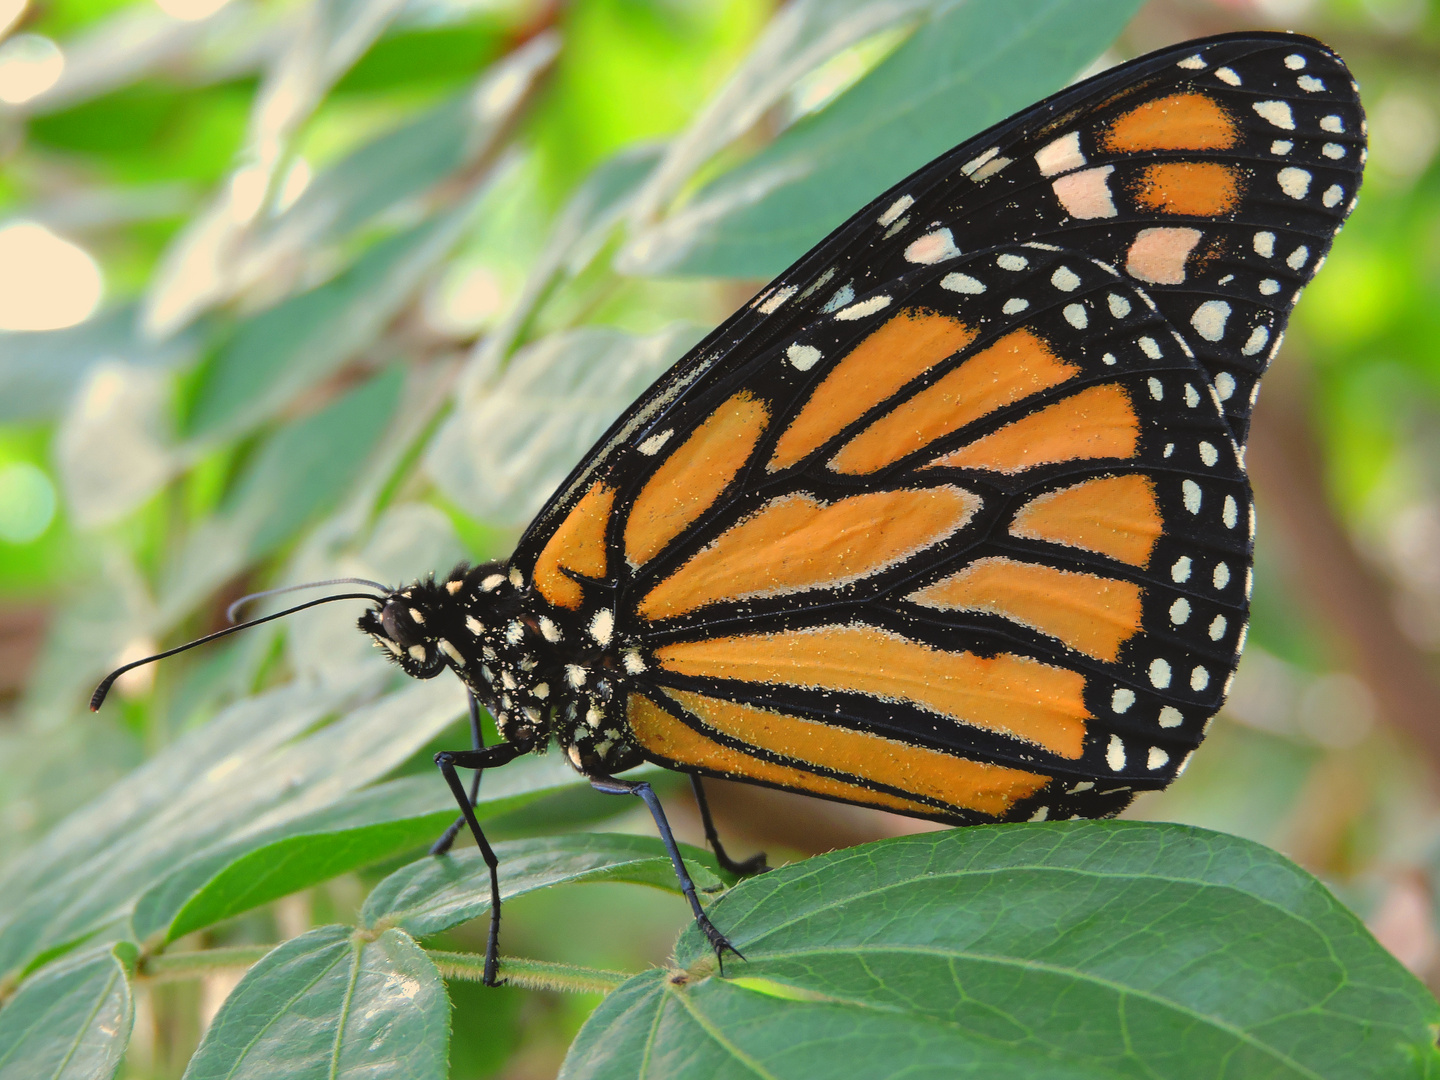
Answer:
1278, 167, 1311, 199
1108, 293, 1130, 319
1182, 479, 1202, 514
835, 295, 891, 321
1177, 54, 1206, 70
1215, 67, 1240, 85
1063, 303, 1087, 329
1242, 325, 1269, 356
757, 285, 797, 314
1112, 688, 1135, 713
1322, 184, 1343, 208
638, 429, 673, 455
1147, 746, 1169, 770
1285, 53, 1306, 70
997, 253, 1028, 271
877, 194, 913, 226
1172, 556, 1192, 582
1321, 114, 1345, 133
1271, 140, 1293, 156
1052, 165, 1117, 219
589, 608, 613, 646
1215, 372, 1235, 400
1254, 231, 1275, 258
1323, 142, 1346, 159
1051, 265, 1081, 291
904, 228, 960, 264
941, 272, 985, 295
1107, 735, 1127, 771
1170, 597, 1191, 625
822, 284, 855, 313
1297, 75, 1324, 92
1002, 297, 1029, 315
1149, 658, 1172, 688
1159, 706, 1183, 728
786, 344, 822, 371
1190, 300, 1230, 342
1253, 100, 1295, 130
1034, 131, 1086, 177
1287, 245, 1310, 270
1191, 666, 1210, 691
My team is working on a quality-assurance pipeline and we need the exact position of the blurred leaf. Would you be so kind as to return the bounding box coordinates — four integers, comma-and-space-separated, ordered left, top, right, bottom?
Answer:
0, 676, 462, 982
564, 823, 1440, 1080
363, 833, 725, 939
162, 368, 404, 613
0, 304, 198, 423
620, 0, 1144, 277
0, 943, 134, 1080
181, 925, 447, 1080
428, 323, 702, 525
136, 751, 598, 943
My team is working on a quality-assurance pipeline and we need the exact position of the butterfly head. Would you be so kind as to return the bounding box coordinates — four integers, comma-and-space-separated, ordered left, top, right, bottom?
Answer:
360, 581, 452, 680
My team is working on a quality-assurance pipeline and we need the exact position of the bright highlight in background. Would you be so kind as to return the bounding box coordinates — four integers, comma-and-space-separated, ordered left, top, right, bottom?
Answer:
0, 0, 27, 39
153, 0, 232, 21
0, 221, 104, 331
0, 462, 56, 543
0, 34, 62, 104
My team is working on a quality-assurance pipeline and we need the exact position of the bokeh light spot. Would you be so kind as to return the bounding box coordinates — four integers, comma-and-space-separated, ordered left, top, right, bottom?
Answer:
0, 34, 62, 104
0, 461, 56, 543
0, 221, 104, 330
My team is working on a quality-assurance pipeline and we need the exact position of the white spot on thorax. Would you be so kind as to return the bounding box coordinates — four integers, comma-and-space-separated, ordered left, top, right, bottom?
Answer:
539, 616, 562, 642
465, 615, 484, 637
408, 645, 427, 661
438, 639, 465, 666
446, 580, 463, 595
501, 669, 517, 690
623, 650, 647, 674
534, 682, 550, 699
408, 607, 425, 624
589, 608, 614, 646
482, 573, 504, 591
566, 664, 586, 688
505, 621, 524, 644
509, 567, 524, 588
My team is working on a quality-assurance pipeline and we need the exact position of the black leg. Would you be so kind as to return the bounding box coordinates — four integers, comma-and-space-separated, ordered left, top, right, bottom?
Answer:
590, 774, 744, 970
434, 741, 527, 986
690, 775, 769, 877
431, 691, 486, 856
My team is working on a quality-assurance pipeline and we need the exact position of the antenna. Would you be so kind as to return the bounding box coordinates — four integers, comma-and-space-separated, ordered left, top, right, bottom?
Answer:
91, 592, 384, 712
226, 577, 388, 622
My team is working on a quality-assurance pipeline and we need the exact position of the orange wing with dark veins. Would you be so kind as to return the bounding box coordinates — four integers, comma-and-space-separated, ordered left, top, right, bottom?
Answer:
511, 33, 1364, 824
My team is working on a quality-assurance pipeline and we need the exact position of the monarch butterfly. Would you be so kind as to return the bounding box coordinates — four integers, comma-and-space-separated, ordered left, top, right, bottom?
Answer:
95, 30, 1365, 983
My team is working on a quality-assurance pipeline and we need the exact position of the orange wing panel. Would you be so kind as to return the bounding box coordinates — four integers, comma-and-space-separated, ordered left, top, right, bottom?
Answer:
656, 624, 1088, 759
664, 688, 1050, 816
908, 556, 1144, 662
533, 482, 614, 610
1134, 162, 1243, 217
830, 328, 1079, 475
931, 384, 1139, 473
769, 309, 976, 471
626, 693, 949, 818
638, 485, 980, 619
624, 391, 769, 567
1010, 474, 1162, 568
1100, 93, 1238, 153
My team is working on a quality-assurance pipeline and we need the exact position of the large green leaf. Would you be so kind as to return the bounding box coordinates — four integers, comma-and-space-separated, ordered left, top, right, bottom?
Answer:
134, 752, 594, 944
363, 833, 725, 939
620, 0, 1144, 277
0, 677, 462, 982
181, 925, 447, 1080
0, 943, 134, 1080
562, 823, 1440, 1079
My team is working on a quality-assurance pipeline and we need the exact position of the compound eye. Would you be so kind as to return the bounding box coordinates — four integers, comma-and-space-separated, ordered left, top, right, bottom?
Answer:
380, 602, 414, 647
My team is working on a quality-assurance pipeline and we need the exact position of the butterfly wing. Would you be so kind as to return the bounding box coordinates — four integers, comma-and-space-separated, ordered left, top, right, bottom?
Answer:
511, 32, 1364, 823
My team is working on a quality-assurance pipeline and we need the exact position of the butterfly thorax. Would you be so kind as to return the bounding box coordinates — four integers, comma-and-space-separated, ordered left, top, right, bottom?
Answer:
358, 561, 643, 775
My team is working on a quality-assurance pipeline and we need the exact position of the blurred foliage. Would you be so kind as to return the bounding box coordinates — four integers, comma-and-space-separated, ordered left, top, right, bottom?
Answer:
1, 0, 1440, 1075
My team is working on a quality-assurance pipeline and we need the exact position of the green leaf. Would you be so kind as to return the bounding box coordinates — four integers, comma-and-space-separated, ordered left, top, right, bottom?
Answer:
0, 304, 197, 422
427, 323, 702, 525
181, 925, 448, 1080
620, 0, 1144, 277
363, 833, 725, 939
184, 219, 461, 440
0, 677, 463, 982
562, 823, 1440, 1079
134, 751, 596, 943
0, 943, 134, 1080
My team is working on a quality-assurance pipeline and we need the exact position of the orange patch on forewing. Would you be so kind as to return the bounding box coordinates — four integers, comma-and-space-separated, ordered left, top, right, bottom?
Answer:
664, 688, 1050, 817
929, 384, 1139, 474
624, 391, 768, 567
533, 481, 614, 609
625, 693, 952, 818
638, 486, 980, 619
769, 309, 976, 471
1133, 162, 1241, 217
908, 557, 1144, 663
655, 625, 1089, 759
1010, 474, 1162, 568
831, 329, 1080, 475
1126, 227, 1202, 285
1101, 93, 1238, 153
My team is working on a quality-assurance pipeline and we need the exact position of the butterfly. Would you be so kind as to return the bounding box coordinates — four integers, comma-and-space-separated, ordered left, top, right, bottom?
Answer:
94, 30, 1366, 982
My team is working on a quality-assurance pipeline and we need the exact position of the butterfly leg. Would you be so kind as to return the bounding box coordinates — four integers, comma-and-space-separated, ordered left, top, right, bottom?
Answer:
431, 691, 486, 856
435, 741, 528, 986
589, 774, 745, 969
690, 775, 769, 877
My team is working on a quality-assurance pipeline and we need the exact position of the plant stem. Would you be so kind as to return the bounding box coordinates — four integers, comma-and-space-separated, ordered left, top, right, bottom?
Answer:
140, 945, 273, 982
427, 949, 634, 994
